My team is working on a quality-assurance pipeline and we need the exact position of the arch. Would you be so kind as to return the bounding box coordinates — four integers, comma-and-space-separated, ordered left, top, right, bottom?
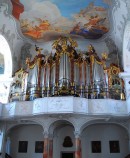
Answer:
49, 119, 75, 136
6, 124, 44, 158
80, 121, 129, 136
49, 120, 75, 158
81, 123, 129, 158
0, 34, 12, 78
6, 120, 44, 136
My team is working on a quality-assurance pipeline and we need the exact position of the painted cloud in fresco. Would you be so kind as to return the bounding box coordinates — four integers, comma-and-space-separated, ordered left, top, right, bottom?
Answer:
20, 1, 61, 22
18, 0, 110, 41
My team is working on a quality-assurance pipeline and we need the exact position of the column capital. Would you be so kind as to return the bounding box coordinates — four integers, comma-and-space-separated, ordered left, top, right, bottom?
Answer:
119, 72, 130, 79
74, 131, 81, 138
43, 130, 49, 138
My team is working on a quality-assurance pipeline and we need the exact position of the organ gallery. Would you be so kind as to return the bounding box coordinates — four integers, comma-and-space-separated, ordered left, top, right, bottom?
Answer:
9, 37, 125, 101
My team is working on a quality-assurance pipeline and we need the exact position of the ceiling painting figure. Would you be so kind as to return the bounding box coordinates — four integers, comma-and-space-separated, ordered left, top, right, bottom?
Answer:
11, 0, 110, 41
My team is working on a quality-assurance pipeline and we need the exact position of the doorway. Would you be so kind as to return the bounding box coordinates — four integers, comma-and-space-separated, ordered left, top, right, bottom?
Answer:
61, 152, 74, 158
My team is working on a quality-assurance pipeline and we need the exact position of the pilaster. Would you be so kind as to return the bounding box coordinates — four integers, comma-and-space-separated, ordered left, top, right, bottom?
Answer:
119, 72, 130, 112
43, 130, 49, 158
74, 131, 82, 158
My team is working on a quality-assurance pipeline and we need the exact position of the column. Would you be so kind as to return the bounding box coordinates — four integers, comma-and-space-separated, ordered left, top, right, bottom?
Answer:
0, 125, 6, 157
43, 132, 54, 158
119, 73, 130, 98
128, 137, 130, 153
49, 136, 53, 158
43, 131, 49, 158
74, 132, 82, 158
127, 121, 130, 153
5, 137, 11, 155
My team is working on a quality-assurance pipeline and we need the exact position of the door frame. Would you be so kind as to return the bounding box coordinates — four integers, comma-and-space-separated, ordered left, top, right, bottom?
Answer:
61, 151, 74, 158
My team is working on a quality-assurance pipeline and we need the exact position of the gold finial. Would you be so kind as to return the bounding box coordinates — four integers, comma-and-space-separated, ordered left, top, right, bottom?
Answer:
35, 45, 43, 54
120, 92, 125, 100
102, 52, 108, 60
26, 57, 30, 65
88, 44, 95, 53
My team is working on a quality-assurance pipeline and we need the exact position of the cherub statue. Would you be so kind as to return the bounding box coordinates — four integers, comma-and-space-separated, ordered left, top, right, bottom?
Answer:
25, 57, 30, 66
35, 45, 43, 55
88, 44, 95, 54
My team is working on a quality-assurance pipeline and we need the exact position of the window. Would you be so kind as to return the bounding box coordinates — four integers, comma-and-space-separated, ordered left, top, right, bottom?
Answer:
0, 53, 4, 74
0, 35, 12, 103
0, 35, 12, 78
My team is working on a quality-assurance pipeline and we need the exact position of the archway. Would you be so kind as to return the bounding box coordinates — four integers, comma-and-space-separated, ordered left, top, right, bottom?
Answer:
49, 120, 75, 158
81, 123, 129, 158
6, 124, 44, 158
0, 35, 12, 78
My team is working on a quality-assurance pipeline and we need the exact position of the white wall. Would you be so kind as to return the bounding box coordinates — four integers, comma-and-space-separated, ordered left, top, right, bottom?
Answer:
9, 124, 43, 158
82, 124, 129, 158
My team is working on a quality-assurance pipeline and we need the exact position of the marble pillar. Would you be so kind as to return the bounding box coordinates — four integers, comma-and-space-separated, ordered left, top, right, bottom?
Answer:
43, 132, 53, 158
43, 132, 49, 158
49, 138, 53, 158
74, 132, 82, 158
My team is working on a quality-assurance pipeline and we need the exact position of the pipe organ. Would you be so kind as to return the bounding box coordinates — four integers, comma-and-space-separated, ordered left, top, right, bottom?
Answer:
9, 37, 125, 101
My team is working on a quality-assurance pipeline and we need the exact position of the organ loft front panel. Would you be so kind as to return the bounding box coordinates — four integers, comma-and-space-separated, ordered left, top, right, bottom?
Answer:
9, 37, 125, 102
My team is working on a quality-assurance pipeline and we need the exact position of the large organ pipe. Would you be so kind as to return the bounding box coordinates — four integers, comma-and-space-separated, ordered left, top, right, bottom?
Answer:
80, 63, 84, 85
93, 62, 104, 83
74, 62, 79, 84
40, 66, 45, 97
51, 64, 56, 86
70, 58, 74, 85
59, 54, 64, 82
55, 59, 59, 86
40, 67, 45, 87
59, 53, 70, 86
45, 64, 50, 88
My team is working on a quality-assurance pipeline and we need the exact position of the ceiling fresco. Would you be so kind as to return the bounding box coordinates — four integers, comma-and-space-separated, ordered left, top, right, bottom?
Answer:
11, 0, 110, 41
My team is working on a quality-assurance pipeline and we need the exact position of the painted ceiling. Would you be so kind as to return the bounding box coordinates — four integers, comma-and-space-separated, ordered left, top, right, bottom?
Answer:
11, 0, 111, 42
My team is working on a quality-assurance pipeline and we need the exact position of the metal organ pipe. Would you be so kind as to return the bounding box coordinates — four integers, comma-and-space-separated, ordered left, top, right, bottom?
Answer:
74, 62, 79, 84
51, 64, 56, 87
59, 53, 71, 86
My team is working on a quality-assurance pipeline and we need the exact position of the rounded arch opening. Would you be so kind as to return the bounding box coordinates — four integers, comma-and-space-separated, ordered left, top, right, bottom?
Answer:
6, 123, 44, 158
49, 120, 75, 158
81, 123, 129, 158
